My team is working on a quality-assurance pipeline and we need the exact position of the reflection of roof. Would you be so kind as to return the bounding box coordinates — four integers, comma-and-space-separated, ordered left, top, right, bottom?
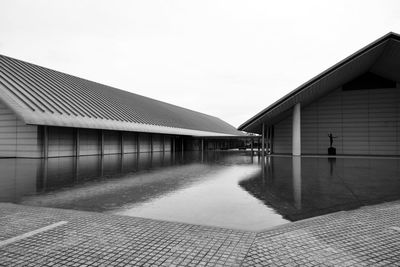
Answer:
239, 32, 400, 133
0, 54, 243, 137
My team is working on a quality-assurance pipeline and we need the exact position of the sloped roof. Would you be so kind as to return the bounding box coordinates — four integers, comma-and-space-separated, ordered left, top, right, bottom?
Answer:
0, 54, 243, 137
239, 32, 400, 133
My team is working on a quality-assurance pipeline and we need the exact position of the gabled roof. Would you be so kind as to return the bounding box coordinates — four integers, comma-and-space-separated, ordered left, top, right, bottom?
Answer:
0, 54, 243, 137
238, 32, 400, 133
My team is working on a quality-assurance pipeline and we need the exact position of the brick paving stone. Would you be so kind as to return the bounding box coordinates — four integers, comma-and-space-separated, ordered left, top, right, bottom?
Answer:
242, 200, 400, 267
0, 203, 255, 266
1, 201, 400, 266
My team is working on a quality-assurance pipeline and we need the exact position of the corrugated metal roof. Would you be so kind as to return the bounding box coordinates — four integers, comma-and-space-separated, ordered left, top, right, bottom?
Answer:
238, 32, 400, 133
0, 54, 243, 137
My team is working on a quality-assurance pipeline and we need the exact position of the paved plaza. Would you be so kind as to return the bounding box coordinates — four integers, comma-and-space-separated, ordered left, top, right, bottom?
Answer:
0, 201, 400, 266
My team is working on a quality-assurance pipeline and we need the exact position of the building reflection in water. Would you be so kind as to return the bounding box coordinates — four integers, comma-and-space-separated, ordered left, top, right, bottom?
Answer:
0, 152, 178, 204
1, 152, 400, 227
292, 156, 301, 210
240, 156, 400, 222
0, 151, 255, 208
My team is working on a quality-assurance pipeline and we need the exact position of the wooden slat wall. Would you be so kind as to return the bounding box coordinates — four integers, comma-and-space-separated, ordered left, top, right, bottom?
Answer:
300, 86, 400, 155
0, 101, 40, 157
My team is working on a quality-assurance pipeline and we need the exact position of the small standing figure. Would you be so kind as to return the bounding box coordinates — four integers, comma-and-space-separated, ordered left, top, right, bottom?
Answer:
328, 133, 338, 148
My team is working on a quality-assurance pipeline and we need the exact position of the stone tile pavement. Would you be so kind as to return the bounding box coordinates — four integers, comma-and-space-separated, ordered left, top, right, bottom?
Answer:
243, 201, 400, 267
0, 201, 400, 266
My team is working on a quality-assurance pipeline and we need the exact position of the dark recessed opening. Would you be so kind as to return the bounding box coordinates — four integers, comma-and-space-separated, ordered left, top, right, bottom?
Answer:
342, 72, 396, 91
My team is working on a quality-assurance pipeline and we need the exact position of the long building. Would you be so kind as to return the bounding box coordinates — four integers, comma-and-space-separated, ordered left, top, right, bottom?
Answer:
0, 54, 243, 158
239, 32, 400, 156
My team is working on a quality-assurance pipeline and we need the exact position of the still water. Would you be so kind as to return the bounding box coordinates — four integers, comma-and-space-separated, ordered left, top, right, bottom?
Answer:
1, 151, 399, 231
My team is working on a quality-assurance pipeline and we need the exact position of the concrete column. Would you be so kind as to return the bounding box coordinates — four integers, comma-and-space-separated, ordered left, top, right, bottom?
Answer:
120, 132, 124, 154
292, 103, 301, 156
100, 130, 104, 156
43, 126, 48, 158
181, 138, 184, 152
261, 123, 265, 156
163, 135, 165, 153
201, 139, 204, 152
75, 128, 80, 157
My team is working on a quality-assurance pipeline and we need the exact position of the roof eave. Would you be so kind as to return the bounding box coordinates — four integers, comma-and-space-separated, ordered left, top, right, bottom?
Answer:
238, 32, 400, 131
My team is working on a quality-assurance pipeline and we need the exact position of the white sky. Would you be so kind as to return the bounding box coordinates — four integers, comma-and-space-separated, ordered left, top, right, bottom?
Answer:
1, 0, 400, 127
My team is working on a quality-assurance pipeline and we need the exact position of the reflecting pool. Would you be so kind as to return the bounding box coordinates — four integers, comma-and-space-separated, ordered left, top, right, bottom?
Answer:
0, 151, 399, 231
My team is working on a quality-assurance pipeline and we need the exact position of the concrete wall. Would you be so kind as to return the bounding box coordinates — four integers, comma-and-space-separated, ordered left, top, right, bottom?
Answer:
273, 114, 293, 154
273, 86, 400, 155
0, 101, 40, 157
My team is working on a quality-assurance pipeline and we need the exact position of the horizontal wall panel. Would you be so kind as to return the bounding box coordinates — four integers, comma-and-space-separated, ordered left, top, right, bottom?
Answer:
0, 100, 40, 157
298, 86, 400, 155
273, 113, 292, 154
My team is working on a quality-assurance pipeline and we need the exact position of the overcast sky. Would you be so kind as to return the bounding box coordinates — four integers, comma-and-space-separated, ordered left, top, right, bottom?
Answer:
1, 1, 400, 127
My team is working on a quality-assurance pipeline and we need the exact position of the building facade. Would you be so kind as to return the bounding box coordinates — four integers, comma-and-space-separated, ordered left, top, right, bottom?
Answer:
239, 32, 400, 156
0, 54, 243, 158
